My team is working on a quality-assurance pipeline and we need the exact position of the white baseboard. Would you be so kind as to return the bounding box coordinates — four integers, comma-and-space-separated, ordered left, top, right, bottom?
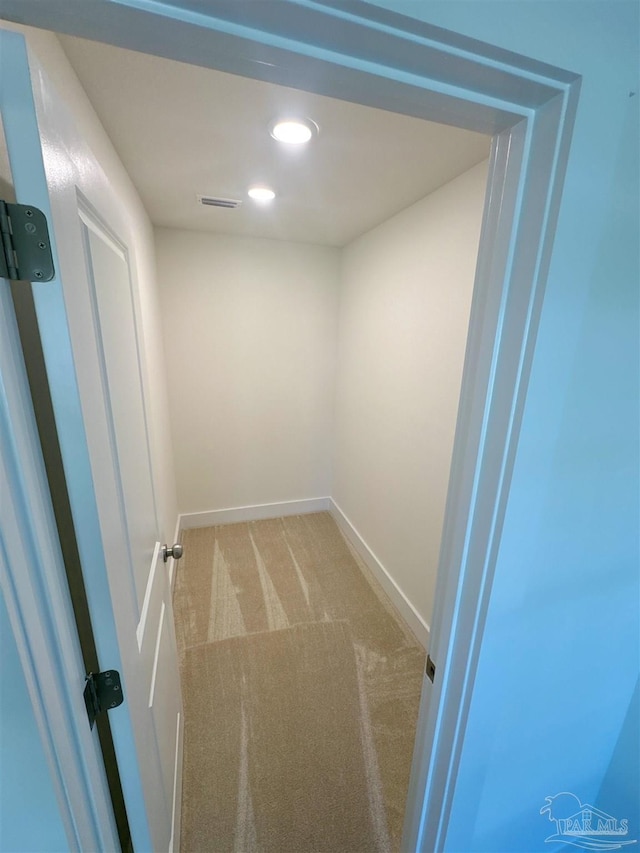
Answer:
176, 496, 429, 648
329, 499, 430, 649
179, 497, 331, 530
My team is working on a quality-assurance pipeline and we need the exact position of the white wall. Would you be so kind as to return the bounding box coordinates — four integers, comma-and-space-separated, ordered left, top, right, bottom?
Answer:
155, 229, 340, 514
156, 164, 486, 635
332, 161, 488, 631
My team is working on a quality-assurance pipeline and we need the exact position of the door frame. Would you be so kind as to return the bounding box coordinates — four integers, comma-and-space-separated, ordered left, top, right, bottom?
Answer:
0, 208, 120, 849
1, 27, 181, 853
0, 2, 581, 849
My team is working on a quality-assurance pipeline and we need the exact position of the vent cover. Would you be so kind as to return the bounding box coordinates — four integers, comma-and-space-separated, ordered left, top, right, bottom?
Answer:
197, 195, 242, 209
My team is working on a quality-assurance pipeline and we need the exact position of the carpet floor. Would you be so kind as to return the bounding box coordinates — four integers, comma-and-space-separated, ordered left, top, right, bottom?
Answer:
174, 511, 425, 853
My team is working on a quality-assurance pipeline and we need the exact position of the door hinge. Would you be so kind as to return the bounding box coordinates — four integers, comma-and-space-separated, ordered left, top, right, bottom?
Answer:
83, 670, 124, 730
0, 200, 55, 282
426, 654, 436, 682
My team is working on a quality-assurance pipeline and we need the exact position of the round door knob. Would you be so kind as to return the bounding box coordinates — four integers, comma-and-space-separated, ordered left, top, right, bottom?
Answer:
162, 543, 183, 562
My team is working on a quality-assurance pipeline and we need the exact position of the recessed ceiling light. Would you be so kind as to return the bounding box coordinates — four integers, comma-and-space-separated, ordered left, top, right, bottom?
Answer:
248, 186, 276, 202
270, 118, 318, 145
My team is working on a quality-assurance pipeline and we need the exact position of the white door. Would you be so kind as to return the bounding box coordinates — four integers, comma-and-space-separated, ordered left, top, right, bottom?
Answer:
0, 30, 183, 852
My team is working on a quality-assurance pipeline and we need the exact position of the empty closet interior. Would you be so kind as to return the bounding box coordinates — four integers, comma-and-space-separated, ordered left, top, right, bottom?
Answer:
57, 35, 490, 641
4, 23, 491, 851
156, 157, 488, 638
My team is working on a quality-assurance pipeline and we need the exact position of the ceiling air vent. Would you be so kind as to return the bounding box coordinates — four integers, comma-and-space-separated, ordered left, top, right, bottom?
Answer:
197, 194, 242, 210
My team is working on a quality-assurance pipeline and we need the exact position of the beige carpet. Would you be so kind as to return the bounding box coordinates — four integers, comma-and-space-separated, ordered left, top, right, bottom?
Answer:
174, 512, 425, 853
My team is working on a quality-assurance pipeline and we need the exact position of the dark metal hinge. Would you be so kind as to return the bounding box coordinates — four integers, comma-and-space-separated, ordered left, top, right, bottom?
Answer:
83, 670, 124, 730
426, 654, 436, 682
0, 200, 55, 282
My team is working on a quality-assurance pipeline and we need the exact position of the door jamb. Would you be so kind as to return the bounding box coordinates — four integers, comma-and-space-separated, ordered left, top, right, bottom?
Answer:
0, 265, 119, 851
0, 2, 581, 848
0, 29, 153, 851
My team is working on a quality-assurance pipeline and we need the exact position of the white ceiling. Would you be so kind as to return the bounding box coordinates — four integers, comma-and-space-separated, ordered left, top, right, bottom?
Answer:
59, 35, 491, 247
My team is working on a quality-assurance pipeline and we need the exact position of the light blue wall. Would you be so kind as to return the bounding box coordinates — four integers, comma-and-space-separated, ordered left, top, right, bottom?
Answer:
0, 589, 69, 853
369, 2, 640, 850
1, 3, 636, 851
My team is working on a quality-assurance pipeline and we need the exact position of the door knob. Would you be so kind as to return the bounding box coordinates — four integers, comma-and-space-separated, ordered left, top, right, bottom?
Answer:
161, 543, 183, 563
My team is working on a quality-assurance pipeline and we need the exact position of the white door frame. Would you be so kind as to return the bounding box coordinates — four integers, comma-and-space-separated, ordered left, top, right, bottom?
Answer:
0, 2, 581, 849
1, 27, 179, 852
0, 253, 119, 847
0, 32, 132, 851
